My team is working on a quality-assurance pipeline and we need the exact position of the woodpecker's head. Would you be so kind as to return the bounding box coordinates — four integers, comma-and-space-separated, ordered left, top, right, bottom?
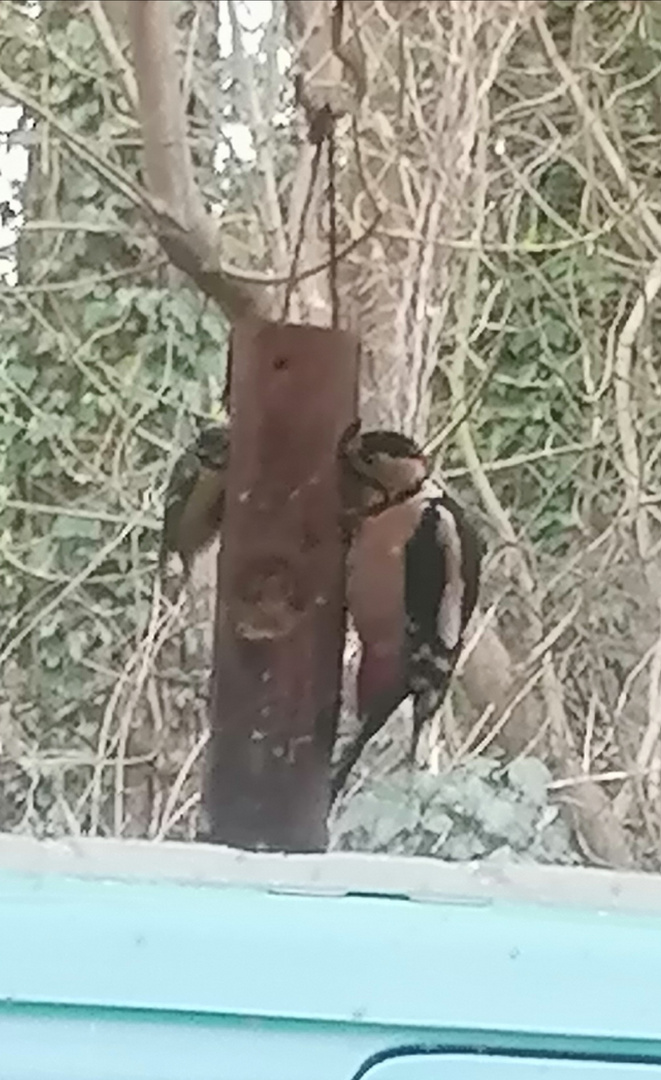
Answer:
339, 421, 428, 518
195, 423, 230, 470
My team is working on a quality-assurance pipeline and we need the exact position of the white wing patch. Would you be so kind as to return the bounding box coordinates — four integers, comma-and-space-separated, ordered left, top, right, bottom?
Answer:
434, 502, 465, 650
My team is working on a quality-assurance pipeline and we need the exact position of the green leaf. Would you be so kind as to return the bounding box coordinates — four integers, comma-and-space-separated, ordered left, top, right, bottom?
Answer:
508, 757, 551, 805
48, 82, 74, 106
6, 363, 37, 391
169, 294, 199, 337
66, 628, 88, 662
51, 515, 102, 541
135, 290, 163, 319
545, 319, 566, 349
78, 177, 101, 201
66, 19, 96, 51
27, 536, 54, 570
70, 99, 101, 127
197, 345, 226, 379
82, 301, 112, 332
39, 613, 62, 640
201, 309, 228, 345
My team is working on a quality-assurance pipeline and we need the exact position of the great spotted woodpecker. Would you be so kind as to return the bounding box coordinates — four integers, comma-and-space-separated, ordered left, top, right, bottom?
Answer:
159, 422, 231, 582
333, 425, 483, 801
338, 420, 428, 524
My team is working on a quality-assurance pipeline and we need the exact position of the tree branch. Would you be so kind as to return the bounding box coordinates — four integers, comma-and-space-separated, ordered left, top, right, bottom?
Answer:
125, 0, 268, 321
0, 59, 381, 297
91, 0, 139, 113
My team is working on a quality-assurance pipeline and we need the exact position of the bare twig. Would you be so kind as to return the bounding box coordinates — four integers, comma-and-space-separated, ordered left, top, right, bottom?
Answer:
90, 0, 139, 112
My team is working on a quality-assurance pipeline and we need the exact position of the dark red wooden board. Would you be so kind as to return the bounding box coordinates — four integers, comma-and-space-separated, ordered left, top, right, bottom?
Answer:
203, 317, 358, 851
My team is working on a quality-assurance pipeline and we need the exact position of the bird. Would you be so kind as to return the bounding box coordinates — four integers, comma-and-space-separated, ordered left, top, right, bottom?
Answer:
338, 419, 428, 530
333, 427, 483, 801
159, 422, 231, 582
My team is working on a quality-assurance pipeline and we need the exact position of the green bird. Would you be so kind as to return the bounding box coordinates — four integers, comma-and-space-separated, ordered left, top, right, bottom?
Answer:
159, 423, 231, 581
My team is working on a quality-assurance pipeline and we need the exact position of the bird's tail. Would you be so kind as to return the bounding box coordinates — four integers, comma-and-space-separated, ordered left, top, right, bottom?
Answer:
408, 685, 446, 766
408, 644, 458, 767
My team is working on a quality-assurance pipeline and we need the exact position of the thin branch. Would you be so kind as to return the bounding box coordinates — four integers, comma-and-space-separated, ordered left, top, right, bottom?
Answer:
0, 258, 164, 296
0, 65, 153, 211
91, 0, 139, 112
451, 98, 633, 868
0, 523, 137, 670
2, 499, 158, 530
613, 260, 661, 562
534, 9, 661, 256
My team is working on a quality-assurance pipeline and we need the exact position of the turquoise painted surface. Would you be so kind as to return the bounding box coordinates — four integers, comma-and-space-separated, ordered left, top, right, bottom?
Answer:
1, 868, 661, 1079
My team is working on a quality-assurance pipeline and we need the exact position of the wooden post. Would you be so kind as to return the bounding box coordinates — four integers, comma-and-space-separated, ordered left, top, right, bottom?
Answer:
203, 317, 358, 852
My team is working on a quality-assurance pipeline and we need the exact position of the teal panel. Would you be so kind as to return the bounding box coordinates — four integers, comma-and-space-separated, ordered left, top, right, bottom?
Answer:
0, 1008, 424, 1080
3, 1009, 661, 1080
1, 866, 661, 1042
3, 841, 661, 1080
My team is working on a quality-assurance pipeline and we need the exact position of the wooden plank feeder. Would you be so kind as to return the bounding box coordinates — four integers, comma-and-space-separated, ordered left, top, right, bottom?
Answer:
199, 2, 367, 851
202, 317, 358, 852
